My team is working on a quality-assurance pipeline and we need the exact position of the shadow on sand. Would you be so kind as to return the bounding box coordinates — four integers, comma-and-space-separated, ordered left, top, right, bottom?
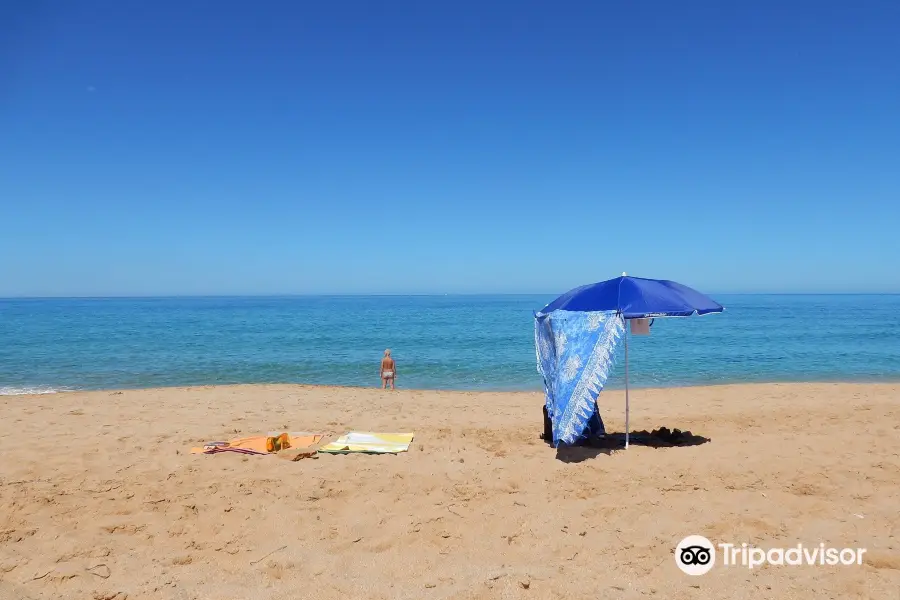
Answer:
549, 427, 711, 463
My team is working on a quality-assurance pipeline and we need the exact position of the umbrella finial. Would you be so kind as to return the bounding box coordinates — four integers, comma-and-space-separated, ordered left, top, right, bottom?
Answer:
622, 271, 627, 277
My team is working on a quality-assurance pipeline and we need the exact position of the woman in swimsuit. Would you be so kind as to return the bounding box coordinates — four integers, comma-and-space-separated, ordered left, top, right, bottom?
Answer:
380, 349, 396, 390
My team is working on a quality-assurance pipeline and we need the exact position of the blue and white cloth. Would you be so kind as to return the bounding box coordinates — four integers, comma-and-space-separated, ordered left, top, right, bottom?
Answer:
534, 309, 624, 446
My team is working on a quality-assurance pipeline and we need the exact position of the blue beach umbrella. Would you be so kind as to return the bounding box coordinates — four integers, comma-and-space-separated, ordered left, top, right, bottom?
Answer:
535, 274, 724, 448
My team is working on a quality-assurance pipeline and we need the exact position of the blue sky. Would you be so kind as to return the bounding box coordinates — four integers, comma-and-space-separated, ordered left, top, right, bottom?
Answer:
2, 1, 898, 296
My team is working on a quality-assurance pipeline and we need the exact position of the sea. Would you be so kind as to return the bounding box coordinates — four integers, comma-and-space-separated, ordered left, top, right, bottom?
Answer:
1, 295, 898, 395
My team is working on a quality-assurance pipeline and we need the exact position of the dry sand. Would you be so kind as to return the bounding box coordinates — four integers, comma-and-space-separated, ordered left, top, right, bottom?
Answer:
1, 383, 899, 600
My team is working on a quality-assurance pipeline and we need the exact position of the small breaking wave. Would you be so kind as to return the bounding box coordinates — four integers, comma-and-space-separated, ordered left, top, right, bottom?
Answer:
0, 386, 71, 396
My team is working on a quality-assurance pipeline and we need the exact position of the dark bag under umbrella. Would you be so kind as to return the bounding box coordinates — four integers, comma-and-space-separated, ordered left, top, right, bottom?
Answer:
542, 405, 553, 444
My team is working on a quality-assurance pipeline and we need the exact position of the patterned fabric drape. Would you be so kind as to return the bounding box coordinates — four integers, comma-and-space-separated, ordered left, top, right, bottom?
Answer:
534, 309, 624, 445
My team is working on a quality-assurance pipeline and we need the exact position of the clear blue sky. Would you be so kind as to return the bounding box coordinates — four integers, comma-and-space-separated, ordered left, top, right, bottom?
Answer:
2, 1, 898, 296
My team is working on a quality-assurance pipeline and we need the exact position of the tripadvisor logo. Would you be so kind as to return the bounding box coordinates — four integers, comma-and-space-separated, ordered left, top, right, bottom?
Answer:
676, 535, 716, 575
675, 535, 867, 575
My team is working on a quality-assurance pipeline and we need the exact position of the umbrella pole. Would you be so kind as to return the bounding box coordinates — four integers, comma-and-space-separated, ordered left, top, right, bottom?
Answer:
624, 322, 630, 449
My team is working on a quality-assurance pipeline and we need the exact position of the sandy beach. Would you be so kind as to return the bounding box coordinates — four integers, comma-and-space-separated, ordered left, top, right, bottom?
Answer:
1, 382, 899, 599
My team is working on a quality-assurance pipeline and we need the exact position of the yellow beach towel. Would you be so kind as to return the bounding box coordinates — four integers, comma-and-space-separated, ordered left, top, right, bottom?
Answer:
191, 432, 323, 455
318, 432, 414, 454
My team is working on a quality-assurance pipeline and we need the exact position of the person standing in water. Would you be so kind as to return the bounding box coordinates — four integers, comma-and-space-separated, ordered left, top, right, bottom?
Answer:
380, 349, 396, 390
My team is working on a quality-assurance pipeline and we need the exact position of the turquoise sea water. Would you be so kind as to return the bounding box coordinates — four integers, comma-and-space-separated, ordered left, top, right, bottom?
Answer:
1, 295, 898, 394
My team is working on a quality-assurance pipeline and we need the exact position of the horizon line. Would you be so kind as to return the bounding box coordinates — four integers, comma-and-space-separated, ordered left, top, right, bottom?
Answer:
2, 291, 900, 300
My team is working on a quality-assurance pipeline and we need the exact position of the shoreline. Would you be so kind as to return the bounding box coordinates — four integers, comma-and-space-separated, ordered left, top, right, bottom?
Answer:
4, 378, 900, 398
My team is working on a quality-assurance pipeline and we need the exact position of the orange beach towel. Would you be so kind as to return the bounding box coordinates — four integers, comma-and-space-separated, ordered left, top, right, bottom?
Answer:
191, 433, 323, 455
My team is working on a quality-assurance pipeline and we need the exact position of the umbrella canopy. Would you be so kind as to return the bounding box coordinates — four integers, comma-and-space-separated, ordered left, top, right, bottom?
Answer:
536, 275, 723, 448
538, 275, 723, 318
